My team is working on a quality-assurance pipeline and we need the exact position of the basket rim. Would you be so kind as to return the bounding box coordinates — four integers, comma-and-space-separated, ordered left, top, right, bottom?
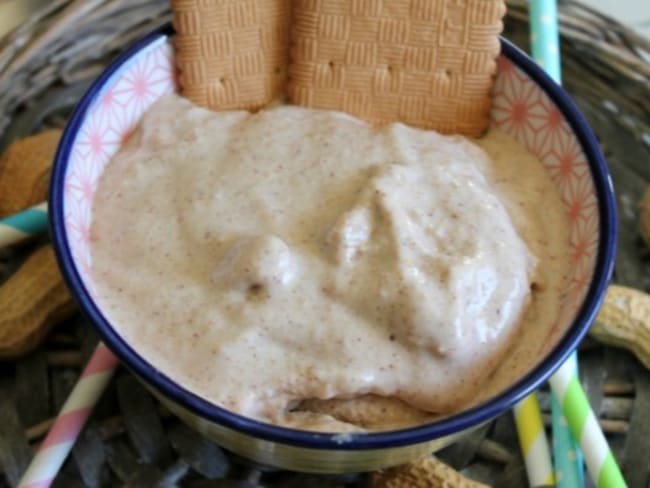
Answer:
49, 25, 617, 450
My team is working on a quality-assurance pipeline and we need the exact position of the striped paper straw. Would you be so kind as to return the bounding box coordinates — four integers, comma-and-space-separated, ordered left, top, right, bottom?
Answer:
511, 4, 563, 484
18, 344, 119, 488
550, 362, 626, 488
0, 202, 48, 248
551, 355, 585, 487
529, 1, 586, 486
513, 393, 555, 486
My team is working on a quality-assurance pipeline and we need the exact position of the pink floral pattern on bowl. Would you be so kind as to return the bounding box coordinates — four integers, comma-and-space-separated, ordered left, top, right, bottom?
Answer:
62, 35, 598, 352
490, 56, 599, 348
63, 37, 175, 296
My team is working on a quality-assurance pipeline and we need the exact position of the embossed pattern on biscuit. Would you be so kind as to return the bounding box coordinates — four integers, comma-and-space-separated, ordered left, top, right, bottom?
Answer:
172, 0, 290, 111
288, 0, 506, 136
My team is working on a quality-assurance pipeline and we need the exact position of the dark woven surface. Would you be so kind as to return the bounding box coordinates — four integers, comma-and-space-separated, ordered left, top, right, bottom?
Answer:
1, 1, 649, 486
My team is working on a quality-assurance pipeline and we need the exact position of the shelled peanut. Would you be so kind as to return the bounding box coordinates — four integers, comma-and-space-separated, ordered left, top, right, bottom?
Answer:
590, 284, 650, 369
370, 457, 491, 488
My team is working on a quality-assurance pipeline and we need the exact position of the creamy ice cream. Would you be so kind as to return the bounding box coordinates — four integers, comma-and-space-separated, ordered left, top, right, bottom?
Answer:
90, 94, 570, 431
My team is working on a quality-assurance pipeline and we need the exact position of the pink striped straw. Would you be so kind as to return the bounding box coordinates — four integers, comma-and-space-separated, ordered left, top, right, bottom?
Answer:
18, 343, 119, 488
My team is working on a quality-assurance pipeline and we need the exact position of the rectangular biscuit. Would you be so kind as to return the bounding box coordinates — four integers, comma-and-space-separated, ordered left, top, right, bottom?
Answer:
172, 0, 290, 111
288, 0, 506, 136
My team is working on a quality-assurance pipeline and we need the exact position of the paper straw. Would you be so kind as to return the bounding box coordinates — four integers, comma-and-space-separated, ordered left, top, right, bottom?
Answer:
18, 344, 119, 488
1, 203, 121, 487
550, 362, 626, 488
551, 355, 585, 487
511, 2, 565, 485
530, 0, 624, 485
530, 0, 562, 82
513, 393, 555, 486
0, 202, 48, 248
529, 1, 586, 486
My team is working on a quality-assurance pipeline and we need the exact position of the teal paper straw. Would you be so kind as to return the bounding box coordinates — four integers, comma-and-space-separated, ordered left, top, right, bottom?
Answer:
531, 1, 625, 486
530, 0, 561, 82
530, 0, 584, 485
0, 202, 48, 248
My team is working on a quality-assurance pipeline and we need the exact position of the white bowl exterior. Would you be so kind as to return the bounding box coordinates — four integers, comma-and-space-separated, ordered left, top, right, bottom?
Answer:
59, 35, 600, 470
154, 389, 471, 472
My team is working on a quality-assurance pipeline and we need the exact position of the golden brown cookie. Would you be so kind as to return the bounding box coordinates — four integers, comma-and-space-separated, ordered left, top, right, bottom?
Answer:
172, 0, 290, 111
288, 0, 506, 136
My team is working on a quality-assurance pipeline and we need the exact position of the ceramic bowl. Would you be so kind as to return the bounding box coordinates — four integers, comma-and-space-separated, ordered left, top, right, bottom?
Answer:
50, 26, 616, 473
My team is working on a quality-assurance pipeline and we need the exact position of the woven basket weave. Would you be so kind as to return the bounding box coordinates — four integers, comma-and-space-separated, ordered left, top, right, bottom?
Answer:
0, 1, 649, 487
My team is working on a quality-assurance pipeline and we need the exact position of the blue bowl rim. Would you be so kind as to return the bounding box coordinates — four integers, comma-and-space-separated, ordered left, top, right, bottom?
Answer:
50, 25, 617, 451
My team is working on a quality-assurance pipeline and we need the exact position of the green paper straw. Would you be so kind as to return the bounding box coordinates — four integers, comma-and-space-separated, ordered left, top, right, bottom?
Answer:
0, 202, 48, 248
551, 356, 585, 487
550, 362, 626, 487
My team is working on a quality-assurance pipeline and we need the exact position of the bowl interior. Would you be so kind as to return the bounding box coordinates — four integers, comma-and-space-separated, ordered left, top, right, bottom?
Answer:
53, 31, 612, 443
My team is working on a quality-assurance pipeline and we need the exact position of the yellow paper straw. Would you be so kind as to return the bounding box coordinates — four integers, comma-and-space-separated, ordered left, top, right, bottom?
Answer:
514, 393, 555, 486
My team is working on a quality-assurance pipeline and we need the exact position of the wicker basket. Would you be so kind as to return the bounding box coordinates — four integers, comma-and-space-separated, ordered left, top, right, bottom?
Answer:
0, 1, 649, 486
